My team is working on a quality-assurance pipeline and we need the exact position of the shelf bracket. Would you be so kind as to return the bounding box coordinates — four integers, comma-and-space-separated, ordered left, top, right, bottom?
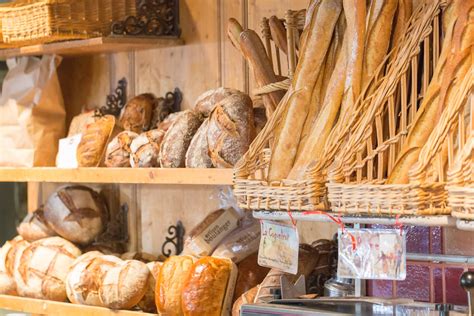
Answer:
111, 0, 181, 37
162, 220, 185, 257
95, 78, 128, 117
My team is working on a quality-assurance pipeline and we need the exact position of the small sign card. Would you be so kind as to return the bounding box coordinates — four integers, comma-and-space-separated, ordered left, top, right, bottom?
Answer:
258, 220, 299, 274
338, 228, 406, 280
55, 134, 82, 168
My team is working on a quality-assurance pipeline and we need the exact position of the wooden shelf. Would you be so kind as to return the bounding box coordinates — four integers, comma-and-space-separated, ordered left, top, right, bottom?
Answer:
0, 168, 233, 185
0, 295, 153, 316
253, 210, 457, 227
0, 36, 183, 58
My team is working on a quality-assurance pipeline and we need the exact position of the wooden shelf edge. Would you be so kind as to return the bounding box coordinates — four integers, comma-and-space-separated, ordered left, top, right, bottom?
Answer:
0, 167, 233, 185
0, 295, 154, 316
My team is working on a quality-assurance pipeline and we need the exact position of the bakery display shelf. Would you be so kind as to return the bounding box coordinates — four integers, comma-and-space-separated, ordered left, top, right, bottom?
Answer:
0, 167, 233, 185
0, 295, 153, 316
0, 36, 183, 59
456, 219, 474, 232
252, 210, 457, 227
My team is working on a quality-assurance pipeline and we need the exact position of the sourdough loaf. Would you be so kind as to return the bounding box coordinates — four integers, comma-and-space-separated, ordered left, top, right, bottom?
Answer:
0, 237, 28, 295
185, 119, 213, 168
138, 261, 162, 313
120, 94, 155, 133
130, 129, 165, 168
104, 131, 139, 167
44, 186, 108, 245
17, 208, 56, 242
194, 87, 241, 117
232, 252, 269, 301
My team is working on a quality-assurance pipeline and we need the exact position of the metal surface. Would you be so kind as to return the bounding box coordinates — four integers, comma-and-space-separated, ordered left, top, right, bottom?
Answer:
95, 78, 127, 117
324, 277, 355, 298
111, 0, 181, 37
161, 220, 185, 257
407, 253, 474, 264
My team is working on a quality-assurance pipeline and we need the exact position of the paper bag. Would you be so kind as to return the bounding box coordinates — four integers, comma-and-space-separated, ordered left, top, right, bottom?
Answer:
0, 55, 66, 167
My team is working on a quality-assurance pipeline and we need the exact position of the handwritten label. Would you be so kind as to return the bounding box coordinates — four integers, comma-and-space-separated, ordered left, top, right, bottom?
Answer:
55, 134, 82, 168
258, 220, 299, 274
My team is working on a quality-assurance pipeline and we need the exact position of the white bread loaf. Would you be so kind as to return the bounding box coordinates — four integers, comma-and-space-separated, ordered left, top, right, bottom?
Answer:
14, 237, 81, 301
44, 186, 108, 245
99, 259, 150, 310
17, 208, 56, 242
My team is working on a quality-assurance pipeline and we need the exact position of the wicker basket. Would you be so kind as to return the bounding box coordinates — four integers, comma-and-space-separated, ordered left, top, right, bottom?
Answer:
327, 0, 458, 216
1, 0, 136, 45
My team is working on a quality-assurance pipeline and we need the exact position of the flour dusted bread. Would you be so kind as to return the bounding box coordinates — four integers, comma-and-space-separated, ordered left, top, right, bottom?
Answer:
207, 93, 255, 168
44, 186, 108, 245
160, 110, 204, 168
138, 261, 162, 313
99, 259, 150, 310
156, 255, 196, 316
194, 87, 241, 117
14, 237, 81, 301
105, 131, 139, 167
0, 237, 28, 295
120, 93, 155, 133
185, 119, 212, 168
130, 129, 165, 168
181, 256, 235, 316
17, 208, 56, 242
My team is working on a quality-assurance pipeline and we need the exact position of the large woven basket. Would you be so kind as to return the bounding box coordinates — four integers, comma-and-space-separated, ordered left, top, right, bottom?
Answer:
327, 0, 458, 216
1, 0, 136, 45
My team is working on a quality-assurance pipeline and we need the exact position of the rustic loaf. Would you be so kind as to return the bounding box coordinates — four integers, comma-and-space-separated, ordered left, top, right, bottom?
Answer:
17, 208, 56, 242
44, 185, 108, 245
14, 237, 81, 301
104, 131, 139, 167
207, 93, 255, 168
232, 252, 269, 301
138, 261, 162, 313
185, 119, 213, 168
0, 237, 28, 295
120, 94, 156, 133
157, 112, 180, 132
99, 259, 150, 310
159, 110, 204, 168
130, 129, 165, 168
121, 252, 158, 263
156, 255, 196, 316
194, 87, 241, 117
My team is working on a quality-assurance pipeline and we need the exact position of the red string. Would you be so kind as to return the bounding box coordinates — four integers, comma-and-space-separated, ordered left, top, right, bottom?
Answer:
286, 209, 297, 227
395, 214, 404, 236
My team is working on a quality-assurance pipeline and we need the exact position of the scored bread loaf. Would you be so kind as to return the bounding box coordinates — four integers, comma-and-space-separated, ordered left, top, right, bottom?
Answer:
120, 94, 156, 133
159, 110, 204, 168
14, 237, 81, 301
194, 87, 241, 117
185, 119, 212, 168
99, 259, 150, 310
232, 252, 269, 301
130, 129, 165, 168
0, 237, 29, 295
207, 93, 255, 168
44, 185, 108, 245
156, 255, 196, 316
17, 208, 56, 242
138, 261, 162, 313
104, 131, 139, 168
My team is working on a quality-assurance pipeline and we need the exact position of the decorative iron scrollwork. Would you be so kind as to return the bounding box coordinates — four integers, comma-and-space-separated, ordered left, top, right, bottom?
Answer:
111, 0, 180, 37
162, 221, 185, 257
95, 78, 127, 117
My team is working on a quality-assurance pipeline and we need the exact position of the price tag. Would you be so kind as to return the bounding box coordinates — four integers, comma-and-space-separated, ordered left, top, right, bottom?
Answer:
258, 220, 299, 274
55, 134, 82, 168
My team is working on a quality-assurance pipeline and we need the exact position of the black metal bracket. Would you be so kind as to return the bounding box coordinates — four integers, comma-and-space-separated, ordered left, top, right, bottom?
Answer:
111, 0, 181, 37
95, 78, 128, 117
162, 221, 185, 257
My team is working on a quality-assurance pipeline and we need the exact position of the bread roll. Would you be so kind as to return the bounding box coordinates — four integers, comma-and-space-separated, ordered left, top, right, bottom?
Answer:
156, 255, 196, 316
232, 286, 259, 316
159, 110, 204, 168
138, 261, 162, 313
207, 93, 255, 168
15, 237, 81, 301
185, 119, 213, 168
194, 88, 241, 117
232, 253, 269, 301
120, 94, 155, 133
181, 257, 235, 316
77, 115, 117, 167
121, 252, 158, 263
99, 259, 150, 310
17, 208, 56, 242
44, 185, 108, 245
104, 131, 139, 167
130, 129, 165, 168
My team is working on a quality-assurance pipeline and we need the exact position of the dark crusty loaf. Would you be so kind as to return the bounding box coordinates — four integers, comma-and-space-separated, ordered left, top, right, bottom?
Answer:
120, 94, 156, 133
194, 87, 241, 117
159, 110, 204, 168
185, 118, 213, 168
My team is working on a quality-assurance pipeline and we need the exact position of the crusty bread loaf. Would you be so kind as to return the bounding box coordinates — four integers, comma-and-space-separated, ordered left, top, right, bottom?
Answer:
14, 237, 81, 301
207, 93, 255, 168
194, 88, 241, 117
185, 119, 213, 168
159, 110, 204, 168
138, 261, 162, 313
232, 252, 269, 301
105, 131, 139, 167
130, 129, 165, 168
17, 208, 56, 242
44, 185, 108, 245
269, 16, 288, 55
0, 237, 28, 295
120, 94, 156, 133
99, 259, 150, 310
156, 255, 196, 316
77, 115, 117, 167
157, 112, 180, 132
181, 257, 234, 316
232, 286, 259, 316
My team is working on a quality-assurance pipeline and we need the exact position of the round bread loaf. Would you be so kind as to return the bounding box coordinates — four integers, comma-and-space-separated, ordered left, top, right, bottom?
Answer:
99, 259, 150, 310
207, 93, 255, 167
130, 130, 165, 168
66, 252, 122, 306
0, 237, 28, 295
137, 261, 162, 313
156, 112, 180, 132
194, 87, 241, 117
159, 110, 204, 168
3, 236, 30, 277
105, 131, 139, 167
77, 115, 116, 167
185, 118, 213, 168
121, 252, 157, 263
120, 94, 156, 133
14, 237, 81, 301
17, 208, 56, 242
44, 186, 108, 245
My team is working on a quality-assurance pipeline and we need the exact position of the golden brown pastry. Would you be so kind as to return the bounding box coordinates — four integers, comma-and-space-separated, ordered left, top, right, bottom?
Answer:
120, 93, 156, 133
77, 115, 116, 167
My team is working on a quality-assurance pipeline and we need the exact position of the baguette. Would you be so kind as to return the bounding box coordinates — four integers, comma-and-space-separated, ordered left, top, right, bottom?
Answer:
390, 0, 413, 50
227, 18, 244, 54
268, 0, 343, 181
269, 16, 288, 55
